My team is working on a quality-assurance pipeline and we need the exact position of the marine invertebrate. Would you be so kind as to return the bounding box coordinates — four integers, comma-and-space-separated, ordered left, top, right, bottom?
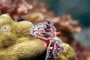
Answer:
0, 25, 11, 33
30, 19, 56, 40
30, 19, 64, 60
0, 14, 13, 27
11, 21, 33, 37
45, 37, 64, 60
0, 32, 16, 48
0, 14, 46, 60
16, 37, 31, 43
0, 0, 33, 21
7, 39, 46, 60
56, 43, 76, 60
0, 14, 76, 60
0, 0, 89, 59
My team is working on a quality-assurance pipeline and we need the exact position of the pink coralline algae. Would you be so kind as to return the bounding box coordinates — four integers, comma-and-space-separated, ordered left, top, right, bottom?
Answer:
30, 19, 64, 60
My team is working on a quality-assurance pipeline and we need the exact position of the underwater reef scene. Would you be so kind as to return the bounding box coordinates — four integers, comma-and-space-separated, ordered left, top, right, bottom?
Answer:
0, 0, 90, 60
0, 14, 76, 60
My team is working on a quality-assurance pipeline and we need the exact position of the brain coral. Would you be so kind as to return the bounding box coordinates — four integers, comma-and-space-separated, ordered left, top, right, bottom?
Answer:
0, 14, 76, 60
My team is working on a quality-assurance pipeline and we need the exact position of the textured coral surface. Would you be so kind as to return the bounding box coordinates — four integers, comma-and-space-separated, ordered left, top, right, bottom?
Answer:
0, 0, 89, 60
0, 14, 76, 60
0, 14, 46, 60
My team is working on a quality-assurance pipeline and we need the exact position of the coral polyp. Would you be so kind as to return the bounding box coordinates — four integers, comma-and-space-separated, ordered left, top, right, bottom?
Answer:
30, 19, 64, 60
0, 25, 11, 33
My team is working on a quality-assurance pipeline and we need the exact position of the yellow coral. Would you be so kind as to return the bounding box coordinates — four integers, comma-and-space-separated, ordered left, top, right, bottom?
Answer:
5, 39, 46, 60
0, 25, 11, 33
0, 30, 1, 33
0, 32, 17, 48
0, 50, 7, 60
0, 14, 13, 27
0, 14, 76, 60
56, 43, 76, 60
11, 21, 33, 37
16, 37, 31, 43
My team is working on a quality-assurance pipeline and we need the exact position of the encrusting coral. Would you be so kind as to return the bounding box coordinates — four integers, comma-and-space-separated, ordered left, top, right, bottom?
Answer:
11, 21, 33, 37
0, 14, 76, 60
0, 32, 16, 48
0, 14, 13, 27
0, 25, 11, 33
